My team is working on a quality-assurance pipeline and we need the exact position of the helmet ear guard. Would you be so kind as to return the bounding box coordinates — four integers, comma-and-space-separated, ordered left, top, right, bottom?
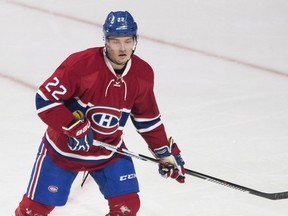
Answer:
103, 11, 138, 38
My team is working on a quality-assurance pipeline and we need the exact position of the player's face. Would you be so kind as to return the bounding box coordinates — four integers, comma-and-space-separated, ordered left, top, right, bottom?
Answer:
105, 36, 135, 68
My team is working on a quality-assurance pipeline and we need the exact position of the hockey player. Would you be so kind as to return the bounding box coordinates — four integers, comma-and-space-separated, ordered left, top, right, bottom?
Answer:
15, 11, 185, 216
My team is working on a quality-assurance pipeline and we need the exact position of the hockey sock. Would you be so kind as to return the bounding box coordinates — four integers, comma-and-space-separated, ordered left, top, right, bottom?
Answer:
15, 194, 55, 216
106, 192, 140, 216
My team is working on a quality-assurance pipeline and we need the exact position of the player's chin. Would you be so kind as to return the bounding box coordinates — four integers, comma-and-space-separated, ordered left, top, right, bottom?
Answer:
117, 57, 129, 65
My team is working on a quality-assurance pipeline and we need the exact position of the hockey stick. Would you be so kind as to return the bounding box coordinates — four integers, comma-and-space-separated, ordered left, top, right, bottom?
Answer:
93, 140, 288, 200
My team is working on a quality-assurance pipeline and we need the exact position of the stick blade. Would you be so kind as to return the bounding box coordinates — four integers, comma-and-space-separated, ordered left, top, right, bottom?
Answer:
264, 191, 288, 200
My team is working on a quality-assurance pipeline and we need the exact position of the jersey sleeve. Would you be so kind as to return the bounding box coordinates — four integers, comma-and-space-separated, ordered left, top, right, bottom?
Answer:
35, 55, 82, 133
130, 64, 170, 151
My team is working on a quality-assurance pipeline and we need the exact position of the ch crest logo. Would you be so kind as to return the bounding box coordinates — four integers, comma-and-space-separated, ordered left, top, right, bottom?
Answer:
86, 106, 121, 135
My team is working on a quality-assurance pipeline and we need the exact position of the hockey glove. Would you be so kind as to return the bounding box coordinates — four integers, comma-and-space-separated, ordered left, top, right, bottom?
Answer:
154, 137, 185, 183
62, 110, 93, 151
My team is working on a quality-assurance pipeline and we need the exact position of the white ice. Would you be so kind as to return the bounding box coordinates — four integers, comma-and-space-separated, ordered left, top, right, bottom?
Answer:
1, 0, 288, 215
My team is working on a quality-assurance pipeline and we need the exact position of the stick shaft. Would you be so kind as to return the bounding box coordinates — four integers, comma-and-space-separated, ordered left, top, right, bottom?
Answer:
93, 140, 288, 200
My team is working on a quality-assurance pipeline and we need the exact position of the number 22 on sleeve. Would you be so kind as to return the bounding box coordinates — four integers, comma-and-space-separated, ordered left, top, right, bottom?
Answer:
45, 77, 67, 100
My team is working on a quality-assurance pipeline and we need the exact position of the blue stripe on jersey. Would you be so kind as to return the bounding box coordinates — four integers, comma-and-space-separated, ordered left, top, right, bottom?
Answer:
44, 132, 119, 163
35, 92, 55, 111
36, 90, 131, 131
131, 116, 161, 131
63, 98, 88, 115
36, 91, 88, 115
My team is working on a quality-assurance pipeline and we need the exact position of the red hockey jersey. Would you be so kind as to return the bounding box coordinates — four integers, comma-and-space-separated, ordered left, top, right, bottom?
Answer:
36, 47, 169, 171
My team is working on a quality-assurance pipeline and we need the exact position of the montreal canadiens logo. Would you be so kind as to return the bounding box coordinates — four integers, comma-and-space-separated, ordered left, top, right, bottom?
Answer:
48, 185, 58, 193
86, 106, 120, 135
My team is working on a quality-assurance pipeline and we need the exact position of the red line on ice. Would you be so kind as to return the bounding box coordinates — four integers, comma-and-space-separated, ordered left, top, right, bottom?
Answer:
3, 0, 288, 90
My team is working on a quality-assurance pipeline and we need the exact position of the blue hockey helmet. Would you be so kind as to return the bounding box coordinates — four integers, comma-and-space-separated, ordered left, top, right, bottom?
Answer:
103, 11, 138, 37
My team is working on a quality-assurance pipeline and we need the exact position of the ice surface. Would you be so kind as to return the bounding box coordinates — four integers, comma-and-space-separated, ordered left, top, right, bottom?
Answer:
1, 0, 288, 215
